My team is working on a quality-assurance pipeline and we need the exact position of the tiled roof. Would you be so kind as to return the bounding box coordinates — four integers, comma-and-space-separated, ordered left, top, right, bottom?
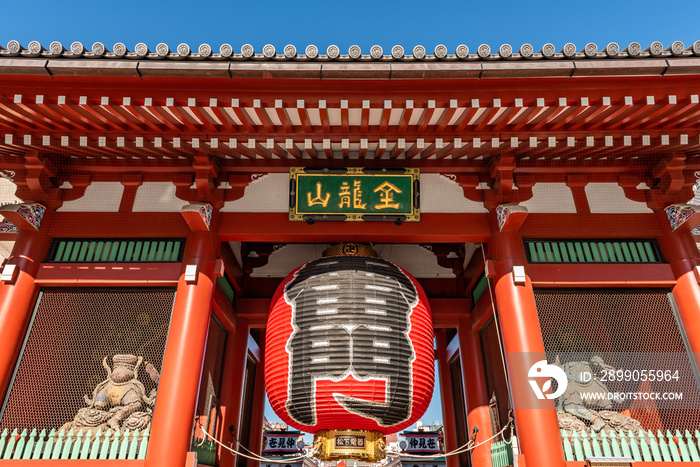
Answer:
1, 40, 700, 61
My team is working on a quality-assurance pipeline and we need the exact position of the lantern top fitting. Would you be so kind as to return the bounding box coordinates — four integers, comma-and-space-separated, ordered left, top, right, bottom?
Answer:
322, 242, 378, 257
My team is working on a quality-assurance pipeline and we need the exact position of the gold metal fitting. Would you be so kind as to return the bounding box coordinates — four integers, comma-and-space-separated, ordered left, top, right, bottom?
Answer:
313, 429, 386, 462
322, 242, 379, 257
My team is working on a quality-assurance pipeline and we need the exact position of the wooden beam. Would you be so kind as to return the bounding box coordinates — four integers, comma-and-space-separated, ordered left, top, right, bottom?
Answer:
218, 212, 491, 243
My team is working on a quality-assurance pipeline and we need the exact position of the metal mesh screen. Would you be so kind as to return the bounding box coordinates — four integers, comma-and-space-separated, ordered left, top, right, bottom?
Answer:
0, 288, 174, 432
535, 289, 700, 433
196, 315, 227, 433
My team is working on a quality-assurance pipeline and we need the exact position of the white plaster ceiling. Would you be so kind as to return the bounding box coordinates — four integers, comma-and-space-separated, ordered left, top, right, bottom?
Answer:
585, 183, 653, 213
58, 182, 124, 212
0, 177, 19, 264
521, 183, 577, 213
244, 243, 462, 279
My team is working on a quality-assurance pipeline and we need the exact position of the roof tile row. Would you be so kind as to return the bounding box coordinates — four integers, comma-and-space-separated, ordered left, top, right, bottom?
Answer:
2, 40, 700, 62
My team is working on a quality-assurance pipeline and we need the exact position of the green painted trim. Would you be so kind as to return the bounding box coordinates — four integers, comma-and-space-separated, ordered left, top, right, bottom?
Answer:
525, 239, 663, 264
471, 272, 491, 306
48, 238, 186, 263
217, 276, 236, 304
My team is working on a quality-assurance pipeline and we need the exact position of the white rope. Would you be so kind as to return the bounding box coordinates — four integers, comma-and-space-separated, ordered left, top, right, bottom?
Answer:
399, 418, 513, 459
480, 245, 513, 410
197, 423, 307, 464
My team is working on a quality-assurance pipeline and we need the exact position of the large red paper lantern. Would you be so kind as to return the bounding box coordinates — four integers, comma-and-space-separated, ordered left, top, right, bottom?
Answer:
265, 254, 434, 435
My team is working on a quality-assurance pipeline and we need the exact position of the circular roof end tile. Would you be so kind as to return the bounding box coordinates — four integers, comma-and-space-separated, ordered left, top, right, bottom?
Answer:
6, 40, 21, 55
562, 43, 577, 58
498, 44, 512, 58
412, 45, 426, 59
220, 43, 234, 58
113, 42, 128, 57
262, 44, 276, 58
519, 43, 534, 58
626, 41, 642, 56
156, 43, 170, 57
583, 42, 598, 57
434, 44, 448, 59
455, 44, 469, 59
70, 41, 84, 55
241, 44, 255, 58
199, 43, 212, 57
348, 45, 362, 59
49, 41, 64, 55
327, 45, 340, 59
541, 43, 556, 58
91, 42, 105, 57
284, 44, 297, 59
135, 43, 150, 57
649, 41, 664, 57
306, 45, 318, 59
606, 42, 620, 57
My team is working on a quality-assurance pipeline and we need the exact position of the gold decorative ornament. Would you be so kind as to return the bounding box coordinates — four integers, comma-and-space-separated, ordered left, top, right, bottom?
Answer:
322, 242, 379, 257
313, 429, 386, 462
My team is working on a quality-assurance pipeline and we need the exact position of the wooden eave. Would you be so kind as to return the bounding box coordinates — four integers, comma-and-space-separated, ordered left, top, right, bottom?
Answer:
0, 56, 699, 181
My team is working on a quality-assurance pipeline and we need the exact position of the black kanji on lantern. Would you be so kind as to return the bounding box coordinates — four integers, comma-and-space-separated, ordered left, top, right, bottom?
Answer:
284, 256, 418, 427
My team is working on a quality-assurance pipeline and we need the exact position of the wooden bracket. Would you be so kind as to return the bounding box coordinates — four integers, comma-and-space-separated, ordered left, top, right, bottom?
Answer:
647, 154, 694, 211
483, 155, 533, 209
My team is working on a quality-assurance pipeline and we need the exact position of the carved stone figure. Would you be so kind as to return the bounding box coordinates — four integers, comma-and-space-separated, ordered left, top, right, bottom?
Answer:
555, 355, 642, 434
62, 354, 160, 433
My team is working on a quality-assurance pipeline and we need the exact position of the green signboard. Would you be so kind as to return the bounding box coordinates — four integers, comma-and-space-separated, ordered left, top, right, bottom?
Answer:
289, 167, 420, 222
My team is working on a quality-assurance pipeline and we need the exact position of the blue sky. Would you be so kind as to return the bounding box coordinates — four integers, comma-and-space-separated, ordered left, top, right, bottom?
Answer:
3, 0, 700, 56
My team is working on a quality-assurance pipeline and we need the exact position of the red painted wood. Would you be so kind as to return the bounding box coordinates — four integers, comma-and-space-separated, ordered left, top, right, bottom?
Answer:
44, 213, 189, 237
145, 231, 217, 467
248, 332, 267, 467
458, 317, 494, 467
656, 212, 700, 374
217, 318, 250, 467
489, 222, 567, 467
34, 262, 180, 286
212, 286, 237, 332
527, 263, 676, 286
521, 213, 664, 238
3, 461, 144, 466
0, 230, 51, 402
218, 212, 491, 243
436, 329, 460, 467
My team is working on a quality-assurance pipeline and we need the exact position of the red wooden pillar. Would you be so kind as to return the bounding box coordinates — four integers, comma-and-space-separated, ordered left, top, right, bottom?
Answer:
0, 229, 51, 400
458, 317, 494, 467
247, 331, 266, 467
657, 214, 700, 368
490, 225, 566, 467
218, 318, 250, 467
435, 329, 460, 467
146, 230, 217, 467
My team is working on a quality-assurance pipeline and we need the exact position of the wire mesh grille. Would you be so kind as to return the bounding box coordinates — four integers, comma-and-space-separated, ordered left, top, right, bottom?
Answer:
535, 289, 700, 432
196, 315, 227, 432
0, 288, 175, 432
